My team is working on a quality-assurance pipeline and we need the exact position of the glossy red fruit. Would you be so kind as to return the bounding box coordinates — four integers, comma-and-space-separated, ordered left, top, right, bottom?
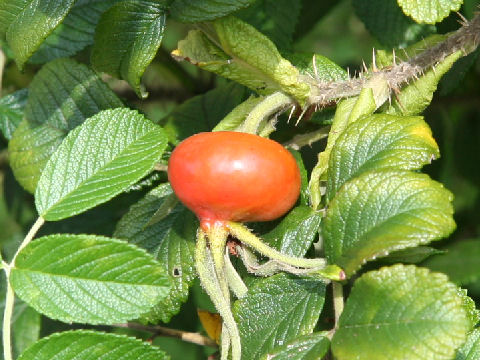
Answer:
168, 131, 301, 228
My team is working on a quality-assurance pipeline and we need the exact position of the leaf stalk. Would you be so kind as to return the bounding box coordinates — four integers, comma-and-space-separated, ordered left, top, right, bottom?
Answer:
3, 216, 45, 360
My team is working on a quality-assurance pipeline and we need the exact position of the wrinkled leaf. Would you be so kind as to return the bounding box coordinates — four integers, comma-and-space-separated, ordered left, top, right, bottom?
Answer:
327, 113, 439, 199
114, 183, 197, 323
234, 273, 326, 360
262, 205, 322, 257
423, 239, 480, 286
261, 332, 330, 360
170, 0, 256, 22
163, 82, 245, 144
17, 330, 169, 359
91, 0, 167, 98
35, 108, 167, 221
8, 59, 122, 193
284, 52, 348, 82
0, 89, 27, 140
332, 265, 470, 360
324, 170, 455, 276
309, 87, 376, 209
11, 234, 170, 324
455, 329, 480, 360
397, 0, 463, 24
458, 288, 480, 329
30, 0, 120, 63
0, 0, 76, 68
173, 16, 310, 105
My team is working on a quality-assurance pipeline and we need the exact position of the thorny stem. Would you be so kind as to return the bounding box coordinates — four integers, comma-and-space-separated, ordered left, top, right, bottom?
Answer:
308, 13, 480, 108
113, 323, 218, 348
3, 216, 45, 360
195, 230, 241, 360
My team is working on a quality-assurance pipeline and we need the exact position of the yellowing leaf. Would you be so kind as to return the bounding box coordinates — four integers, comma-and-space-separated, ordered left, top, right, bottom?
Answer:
198, 309, 222, 344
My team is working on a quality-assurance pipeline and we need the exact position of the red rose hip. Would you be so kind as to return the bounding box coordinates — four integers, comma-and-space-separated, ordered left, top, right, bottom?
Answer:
168, 131, 301, 228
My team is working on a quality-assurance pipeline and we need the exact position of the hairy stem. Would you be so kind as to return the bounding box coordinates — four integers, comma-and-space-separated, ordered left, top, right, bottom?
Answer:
113, 323, 217, 348
195, 230, 241, 360
239, 92, 293, 134
3, 216, 45, 360
227, 222, 326, 269
224, 250, 248, 299
207, 226, 229, 302
328, 282, 344, 340
284, 126, 330, 150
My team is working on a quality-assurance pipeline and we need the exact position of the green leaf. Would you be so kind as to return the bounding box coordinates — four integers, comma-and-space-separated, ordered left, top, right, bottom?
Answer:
0, 89, 27, 140
455, 329, 480, 360
440, 49, 480, 95
458, 288, 480, 329
422, 239, 480, 285
234, 273, 326, 360
12, 303, 41, 357
29, 0, 120, 64
380, 246, 443, 264
8, 59, 123, 193
354, 0, 435, 47
309, 88, 376, 209
170, 0, 256, 22
332, 265, 470, 360
327, 114, 440, 199
0, 273, 41, 357
172, 16, 310, 105
0, 0, 76, 68
114, 183, 197, 323
397, 0, 463, 24
323, 170, 456, 276
236, 0, 301, 49
212, 95, 263, 132
17, 330, 169, 360
163, 82, 245, 144
293, 0, 337, 40
382, 51, 462, 115
262, 205, 322, 257
284, 52, 348, 82
11, 234, 170, 324
91, 0, 167, 98
290, 149, 310, 206
35, 108, 167, 221
260, 332, 330, 360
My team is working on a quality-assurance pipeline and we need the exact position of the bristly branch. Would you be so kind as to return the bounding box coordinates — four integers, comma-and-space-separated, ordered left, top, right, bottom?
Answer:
308, 13, 480, 108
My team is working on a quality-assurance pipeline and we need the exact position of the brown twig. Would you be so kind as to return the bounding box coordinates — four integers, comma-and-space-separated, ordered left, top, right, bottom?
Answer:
113, 323, 218, 348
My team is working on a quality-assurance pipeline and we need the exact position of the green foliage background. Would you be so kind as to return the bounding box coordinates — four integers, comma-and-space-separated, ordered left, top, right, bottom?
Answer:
0, 0, 480, 359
